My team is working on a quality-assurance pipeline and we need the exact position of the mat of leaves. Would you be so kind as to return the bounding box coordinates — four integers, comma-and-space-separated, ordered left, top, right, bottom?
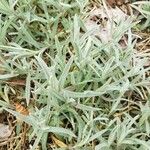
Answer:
0, 0, 150, 150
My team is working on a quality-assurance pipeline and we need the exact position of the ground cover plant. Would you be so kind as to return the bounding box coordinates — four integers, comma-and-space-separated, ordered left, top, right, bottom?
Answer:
0, 0, 150, 149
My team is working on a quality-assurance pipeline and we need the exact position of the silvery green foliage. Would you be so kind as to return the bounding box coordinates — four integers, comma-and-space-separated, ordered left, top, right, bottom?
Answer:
0, 0, 150, 149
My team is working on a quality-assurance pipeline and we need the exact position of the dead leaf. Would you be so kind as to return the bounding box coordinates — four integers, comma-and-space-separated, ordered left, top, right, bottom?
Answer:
0, 124, 12, 141
15, 103, 29, 116
85, 7, 128, 43
51, 135, 67, 148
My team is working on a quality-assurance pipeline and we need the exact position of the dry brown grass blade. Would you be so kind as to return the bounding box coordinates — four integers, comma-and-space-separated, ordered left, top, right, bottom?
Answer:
51, 135, 68, 148
5, 79, 26, 86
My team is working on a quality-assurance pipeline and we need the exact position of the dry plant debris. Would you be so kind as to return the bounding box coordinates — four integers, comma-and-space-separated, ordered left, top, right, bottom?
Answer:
0, 124, 12, 141
84, 6, 129, 43
14, 102, 29, 116
51, 135, 67, 148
